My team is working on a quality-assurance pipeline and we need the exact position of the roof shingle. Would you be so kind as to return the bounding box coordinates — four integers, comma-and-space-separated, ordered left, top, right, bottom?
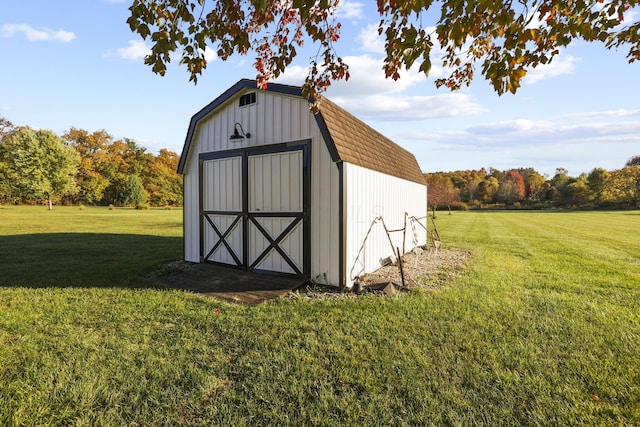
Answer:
316, 98, 426, 185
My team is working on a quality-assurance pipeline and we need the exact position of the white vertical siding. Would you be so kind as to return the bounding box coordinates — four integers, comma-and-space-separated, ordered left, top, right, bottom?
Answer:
181, 90, 341, 285
344, 163, 427, 285
202, 157, 242, 211
183, 147, 200, 262
249, 151, 303, 213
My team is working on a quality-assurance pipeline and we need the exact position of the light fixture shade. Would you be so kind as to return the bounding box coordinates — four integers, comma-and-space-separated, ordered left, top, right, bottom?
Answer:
230, 128, 244, 140
230, 123, 251, 140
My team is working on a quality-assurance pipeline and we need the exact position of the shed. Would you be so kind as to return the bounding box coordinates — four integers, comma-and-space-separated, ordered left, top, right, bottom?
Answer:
178, 79, 427, 287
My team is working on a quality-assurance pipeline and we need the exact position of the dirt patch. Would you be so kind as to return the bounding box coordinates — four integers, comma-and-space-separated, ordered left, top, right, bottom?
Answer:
363, 246, 471, 289
148, 261, 304, 305
291, 246, 471, 300
149, 246, 470, 303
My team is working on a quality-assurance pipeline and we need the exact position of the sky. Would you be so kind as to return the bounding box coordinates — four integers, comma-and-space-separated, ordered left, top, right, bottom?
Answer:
1, 0, 639, 178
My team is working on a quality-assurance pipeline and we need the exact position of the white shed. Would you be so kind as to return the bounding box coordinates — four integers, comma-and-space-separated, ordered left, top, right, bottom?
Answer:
177, 79, 427, 288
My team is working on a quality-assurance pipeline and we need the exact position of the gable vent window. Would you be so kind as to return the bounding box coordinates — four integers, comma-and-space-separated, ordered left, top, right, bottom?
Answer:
239, 92, 257, 107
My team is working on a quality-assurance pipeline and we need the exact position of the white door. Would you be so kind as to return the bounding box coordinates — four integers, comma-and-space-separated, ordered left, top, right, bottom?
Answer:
200, 143, 309, 276
201, 156, 243, 266
247, 151, 304, 274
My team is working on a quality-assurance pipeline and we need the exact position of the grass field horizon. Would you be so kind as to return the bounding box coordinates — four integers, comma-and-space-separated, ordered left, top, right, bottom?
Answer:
0, 206, 638, 425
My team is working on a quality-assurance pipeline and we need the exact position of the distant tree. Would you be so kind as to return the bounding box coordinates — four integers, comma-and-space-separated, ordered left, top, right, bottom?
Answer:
586, 167, 611, 205
424, 174, 459, 216
121, 138, 155, 178
466, 177, 483, 204
64, 129, 180, 207
63, 128, 113, 205
456, 169, 487, 203
146, 149, 183, 206
489, 167, 505, 182
0, 117, 15, 142
514, 167, 535, 196
2, 127, 79, 209
507, 170, 526, 198
602, 166, 640, 207
626, 155, 640, 167
121, 174, 148, 206
526, 172, 548, 201
549, 168, 572, 204
101, 138, 154, 205
495, 170, 526, 204
0, 117, 17, 203
477, 176, 500, 204
564, 179, 590, 207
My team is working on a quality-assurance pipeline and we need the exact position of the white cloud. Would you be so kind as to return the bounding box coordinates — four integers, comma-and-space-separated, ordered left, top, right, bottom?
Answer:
273, 65, 308, 86
524, 54, 580, 84
467, 119, 554, 137
203, 47, 218, 63
328, 54, 424, 96
275, 53, 485, 121
275, 53, 425, 95
116, 40, 150, 60
624, 9, 638, 24
336, 0, 365, 19
564, 109, 640, 119
332, 93, 487, 121
357, 23, 385, 54
525, 10, 546, 30
1, 23, 75, 42
406, 115, 640, 176
356, 24, 449, 80
461, 118, 640, 146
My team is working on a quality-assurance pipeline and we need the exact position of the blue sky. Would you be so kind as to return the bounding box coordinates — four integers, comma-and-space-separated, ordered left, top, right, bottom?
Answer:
1, 0, 638, 177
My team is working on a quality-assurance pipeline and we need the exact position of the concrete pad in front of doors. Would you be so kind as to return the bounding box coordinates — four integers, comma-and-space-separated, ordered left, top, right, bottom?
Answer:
153, 263, 304, 305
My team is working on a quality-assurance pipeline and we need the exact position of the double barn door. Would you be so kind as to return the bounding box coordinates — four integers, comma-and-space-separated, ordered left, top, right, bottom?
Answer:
200, 143, 309, 277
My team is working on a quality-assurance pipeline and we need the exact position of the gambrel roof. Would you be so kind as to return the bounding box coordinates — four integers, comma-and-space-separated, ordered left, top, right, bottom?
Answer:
178, 79, 425, 185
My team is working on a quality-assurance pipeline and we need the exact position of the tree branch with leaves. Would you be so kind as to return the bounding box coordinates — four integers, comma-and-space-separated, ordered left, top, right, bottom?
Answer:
127, 0, 639, 102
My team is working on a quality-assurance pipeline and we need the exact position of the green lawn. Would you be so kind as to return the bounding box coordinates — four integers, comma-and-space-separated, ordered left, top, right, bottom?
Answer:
0, 206, 638, 426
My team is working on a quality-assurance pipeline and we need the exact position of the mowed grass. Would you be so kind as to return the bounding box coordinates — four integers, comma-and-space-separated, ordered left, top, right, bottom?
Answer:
0, 206, 183, 288
0, 206, 638, 425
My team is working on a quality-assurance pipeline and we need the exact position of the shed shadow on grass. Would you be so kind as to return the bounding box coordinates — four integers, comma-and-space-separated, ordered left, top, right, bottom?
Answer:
0, 233, 182, 288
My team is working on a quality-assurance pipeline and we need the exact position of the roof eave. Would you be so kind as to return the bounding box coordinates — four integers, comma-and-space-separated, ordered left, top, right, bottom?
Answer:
313, 111, 341, 163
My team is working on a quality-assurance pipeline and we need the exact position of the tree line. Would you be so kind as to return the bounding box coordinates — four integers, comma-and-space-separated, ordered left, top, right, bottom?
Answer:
425, 159, 640, 212
0, 117, 182, 209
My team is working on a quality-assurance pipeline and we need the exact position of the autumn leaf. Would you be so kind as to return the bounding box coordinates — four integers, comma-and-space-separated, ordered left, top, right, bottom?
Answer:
126, 0, 640, 101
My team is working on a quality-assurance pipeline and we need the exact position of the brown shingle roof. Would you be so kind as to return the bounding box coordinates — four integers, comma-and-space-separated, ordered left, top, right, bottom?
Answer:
316, 98, 426, 185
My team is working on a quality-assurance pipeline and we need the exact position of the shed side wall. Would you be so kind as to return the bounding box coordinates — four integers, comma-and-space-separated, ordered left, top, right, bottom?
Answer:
344, 162, 427, 285
182, 90, 341, 285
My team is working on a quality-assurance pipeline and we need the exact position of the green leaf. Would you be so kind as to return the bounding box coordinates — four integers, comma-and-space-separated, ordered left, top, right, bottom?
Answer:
138, 24, 151, 40
419, 57, 432, 76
